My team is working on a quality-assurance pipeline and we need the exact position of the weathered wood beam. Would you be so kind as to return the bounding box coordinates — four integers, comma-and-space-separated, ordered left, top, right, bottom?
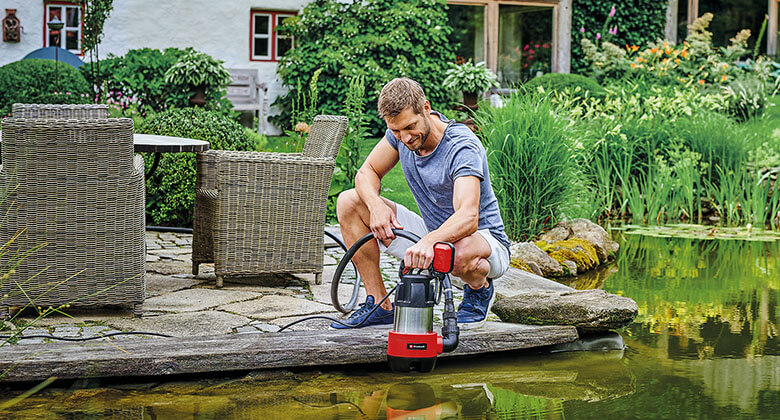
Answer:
0, 323, 577, 383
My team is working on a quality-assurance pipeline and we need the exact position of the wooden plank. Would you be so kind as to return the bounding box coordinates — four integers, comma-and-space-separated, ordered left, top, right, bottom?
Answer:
0, 322, 577, 383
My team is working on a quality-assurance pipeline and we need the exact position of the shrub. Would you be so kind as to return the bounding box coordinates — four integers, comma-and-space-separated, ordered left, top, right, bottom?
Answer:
272, 0, 456, 135
524, 73, 606, 98
135, 107, 259, 226
0, 59, 91, 116
473, 91, 582, 240
163, 50, 233, 110
80, 48, 189, 114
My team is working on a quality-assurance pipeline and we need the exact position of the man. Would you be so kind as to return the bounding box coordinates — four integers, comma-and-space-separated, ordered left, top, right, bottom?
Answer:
333, 77, 510, 329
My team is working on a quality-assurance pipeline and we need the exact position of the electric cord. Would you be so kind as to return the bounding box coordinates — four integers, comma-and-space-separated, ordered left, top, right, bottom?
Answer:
277, 285, 397, 332
0, 331, 173, 341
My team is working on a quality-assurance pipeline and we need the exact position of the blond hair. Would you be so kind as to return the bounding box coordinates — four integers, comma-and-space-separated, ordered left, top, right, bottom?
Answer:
377, 78, 426, 119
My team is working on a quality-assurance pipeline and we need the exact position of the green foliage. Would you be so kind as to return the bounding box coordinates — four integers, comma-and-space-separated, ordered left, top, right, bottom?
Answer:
272, 0, 457, 136
163, 50, 233, 110
74, 0, 114, 53
0, 59, 91, 116
572, 0, 667, 74
135, 108, 259, 226
80, 47, 190, 114
523, 73, 606, 98
327, 75, 369, 222
473, 91, 582, 241
442, 60, 499, 94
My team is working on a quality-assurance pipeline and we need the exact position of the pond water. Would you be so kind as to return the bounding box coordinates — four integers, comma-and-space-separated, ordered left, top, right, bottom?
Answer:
2, 234, 779, 419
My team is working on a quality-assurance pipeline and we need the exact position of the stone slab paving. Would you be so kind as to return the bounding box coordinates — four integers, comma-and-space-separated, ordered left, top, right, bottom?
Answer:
5, 229, 549, 346
219, 295, 335, 321
108, 311, 251, 337
141, 288, 262, 313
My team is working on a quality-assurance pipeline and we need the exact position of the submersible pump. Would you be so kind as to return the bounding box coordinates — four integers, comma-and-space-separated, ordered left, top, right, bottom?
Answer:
387, 240, 460, 373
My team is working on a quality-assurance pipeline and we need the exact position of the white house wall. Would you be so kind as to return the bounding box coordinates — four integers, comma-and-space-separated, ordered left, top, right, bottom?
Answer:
1, 0, 312, 134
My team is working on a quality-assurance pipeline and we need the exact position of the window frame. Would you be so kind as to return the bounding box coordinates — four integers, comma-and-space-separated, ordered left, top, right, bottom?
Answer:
250, 10, 296, 62
43, 1, 84, 55
446, 0, 559, 75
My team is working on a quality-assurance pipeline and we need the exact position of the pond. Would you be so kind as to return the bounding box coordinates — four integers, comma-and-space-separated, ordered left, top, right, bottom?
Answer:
2, 234, 779, 419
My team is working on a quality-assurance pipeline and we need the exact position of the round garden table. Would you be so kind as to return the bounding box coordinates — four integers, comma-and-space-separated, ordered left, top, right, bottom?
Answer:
0, 132, 209, 178
133, 134, 210, 178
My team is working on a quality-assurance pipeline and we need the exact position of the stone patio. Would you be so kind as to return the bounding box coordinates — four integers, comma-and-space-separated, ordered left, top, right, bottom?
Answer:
4, 229, 503, 343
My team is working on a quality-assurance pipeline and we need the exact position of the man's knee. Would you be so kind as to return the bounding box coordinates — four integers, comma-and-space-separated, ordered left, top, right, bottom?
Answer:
451, 254, 487, 278
337, 189, 362, 220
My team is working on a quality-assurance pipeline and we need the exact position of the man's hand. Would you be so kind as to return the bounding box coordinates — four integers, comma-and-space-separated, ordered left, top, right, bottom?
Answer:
369, 202, 403, 242
404, 237, 436, 271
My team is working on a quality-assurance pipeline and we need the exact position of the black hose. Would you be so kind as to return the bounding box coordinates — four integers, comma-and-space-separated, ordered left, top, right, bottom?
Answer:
440, 274, 459, 353
330, 229, 422, 313
278, 285, 397, 332
1, 331, 173, 341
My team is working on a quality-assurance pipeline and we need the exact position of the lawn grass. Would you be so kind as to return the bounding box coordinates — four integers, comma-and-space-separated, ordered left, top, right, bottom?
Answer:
263, 135, 419, 214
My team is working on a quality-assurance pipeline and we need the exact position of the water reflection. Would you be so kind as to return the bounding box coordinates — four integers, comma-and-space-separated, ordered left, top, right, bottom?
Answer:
599, 234, 780, 416
4, 234, 780, 418
1, 350, 630, 419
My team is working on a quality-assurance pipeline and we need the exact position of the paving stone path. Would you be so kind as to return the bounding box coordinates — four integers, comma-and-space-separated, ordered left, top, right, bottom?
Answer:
3, 228, 494, 345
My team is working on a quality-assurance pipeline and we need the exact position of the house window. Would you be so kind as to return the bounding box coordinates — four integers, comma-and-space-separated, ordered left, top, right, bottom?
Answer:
447, 1, 555, 87
251, 10, 295, 61
45, 2, 82, 53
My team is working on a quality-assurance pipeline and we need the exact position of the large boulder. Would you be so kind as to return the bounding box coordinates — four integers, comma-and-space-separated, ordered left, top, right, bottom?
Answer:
509, 242, 564, 277
568, 218, 619, 262
492, 289, 637, 334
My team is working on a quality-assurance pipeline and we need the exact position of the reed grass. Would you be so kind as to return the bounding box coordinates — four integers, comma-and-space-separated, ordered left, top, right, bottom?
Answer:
473, 91, 580, 240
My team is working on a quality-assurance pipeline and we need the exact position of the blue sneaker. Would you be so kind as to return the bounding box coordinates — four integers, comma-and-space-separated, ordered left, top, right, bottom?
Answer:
331, 296, 394, 329
457, 279, 495, 329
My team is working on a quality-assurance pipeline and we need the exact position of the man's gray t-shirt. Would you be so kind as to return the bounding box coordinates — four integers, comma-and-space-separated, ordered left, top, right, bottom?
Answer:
384, 111, 511, 251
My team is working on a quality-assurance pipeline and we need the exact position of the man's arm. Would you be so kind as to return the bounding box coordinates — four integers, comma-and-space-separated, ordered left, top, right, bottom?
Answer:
354, 137, 402, 241
403, 175, 481, 270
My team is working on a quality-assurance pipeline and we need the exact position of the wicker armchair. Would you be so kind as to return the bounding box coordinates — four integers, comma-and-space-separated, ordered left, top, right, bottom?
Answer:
12, 103, 110, 119
0, 118, 146, 314
192, 115, 348, 286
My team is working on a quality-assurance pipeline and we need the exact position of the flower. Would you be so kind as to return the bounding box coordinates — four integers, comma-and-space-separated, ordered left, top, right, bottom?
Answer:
721, 74, 727, 82
580, 27, 585, 33
534, 44, 539, 48
595, 33, 601, 40
609, 26, 618, 36
609, 5, 616, 18
698, 79, 705, 85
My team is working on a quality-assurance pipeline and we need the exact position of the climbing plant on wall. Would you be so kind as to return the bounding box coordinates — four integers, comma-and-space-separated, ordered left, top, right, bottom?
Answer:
74, 0, 114, 99
571, 0, 667, 75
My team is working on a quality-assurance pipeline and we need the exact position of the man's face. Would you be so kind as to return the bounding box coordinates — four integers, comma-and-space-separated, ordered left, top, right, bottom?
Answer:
386, 106, 430, 152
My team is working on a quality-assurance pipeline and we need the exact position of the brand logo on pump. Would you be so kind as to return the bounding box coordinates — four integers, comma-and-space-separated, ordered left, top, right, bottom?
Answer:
407, 343, 427, 350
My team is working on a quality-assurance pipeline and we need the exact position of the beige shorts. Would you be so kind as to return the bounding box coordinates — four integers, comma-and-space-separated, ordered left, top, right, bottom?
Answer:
379, 203, 510, 279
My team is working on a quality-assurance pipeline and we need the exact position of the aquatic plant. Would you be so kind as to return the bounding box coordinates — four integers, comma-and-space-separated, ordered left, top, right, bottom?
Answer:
473, 90, 582, 240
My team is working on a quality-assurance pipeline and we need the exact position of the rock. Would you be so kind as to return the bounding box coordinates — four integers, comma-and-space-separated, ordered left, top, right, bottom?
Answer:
492, 289, 637, 333
510, 242, 564, 277
526, 261, 543, 277
561, 260, 577, 276
539, 223, 573, 243
568, 218, 619, 261
492, 267, 573, 297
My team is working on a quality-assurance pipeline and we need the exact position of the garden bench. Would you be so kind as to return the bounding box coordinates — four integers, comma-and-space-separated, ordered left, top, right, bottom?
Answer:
226, 68, 268, 135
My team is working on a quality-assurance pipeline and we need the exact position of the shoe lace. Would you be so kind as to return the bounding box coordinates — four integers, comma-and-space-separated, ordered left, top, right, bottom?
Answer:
348, 301, 375, 320
460, 289, 486, 315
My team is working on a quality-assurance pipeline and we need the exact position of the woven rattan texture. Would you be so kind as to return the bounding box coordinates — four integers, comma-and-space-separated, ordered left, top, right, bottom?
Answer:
12, 103, 110, 119
192, 115, 347, 285
0, 117, 145, 310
